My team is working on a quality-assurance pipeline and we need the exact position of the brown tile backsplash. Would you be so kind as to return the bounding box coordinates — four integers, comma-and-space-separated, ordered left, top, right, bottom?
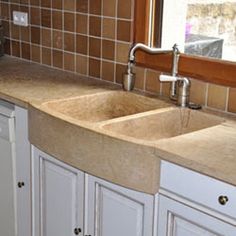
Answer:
103, 0, 116, 17
31, 44, 41, 63
64, 52, 75, 72
41, 9, 51, 28
102, 40, 115, 60
89, 37, 101, 58
189, 79, 207, 105
30, 7, 40, 25
64, 0, 76, 12
102, 18, 116, 39
145, 69, 161, 94
1, 0, 133, 80
89, 0, 102, 15
41, 0, 51, 8
52, 49, 62, 68
21, 42, 30, 60
117, 20, 131, 42
42, 47, 51, 65
228, 88, 236, 113
76, 14, 87, 34
76, 54, 88, 75
207, 84, 228, 111
0, 0, 235, 114
89, 58, 100, 78
89, 16, 101, 37
52, 10, 62, 30
101, 61, 115, 82
41, 28, 51, 47
118, 0, 132, 19
64, 32, 75, 52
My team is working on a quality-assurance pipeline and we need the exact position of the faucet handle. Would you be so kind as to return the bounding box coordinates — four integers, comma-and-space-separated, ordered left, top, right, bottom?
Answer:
159, 74, 178, 82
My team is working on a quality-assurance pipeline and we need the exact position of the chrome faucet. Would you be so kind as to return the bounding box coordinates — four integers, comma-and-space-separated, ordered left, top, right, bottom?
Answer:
159, 74, 191, 107
123, 43, 174, 91
170, 44, 180, 100
123, 43, 191, 107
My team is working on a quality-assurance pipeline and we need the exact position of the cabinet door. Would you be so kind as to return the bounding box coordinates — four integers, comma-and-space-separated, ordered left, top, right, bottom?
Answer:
15, 106, 31, 236
32, 147, 84, 236
158, 195, 236, 236
0, 138, 16, 236
85, 174, 154, 236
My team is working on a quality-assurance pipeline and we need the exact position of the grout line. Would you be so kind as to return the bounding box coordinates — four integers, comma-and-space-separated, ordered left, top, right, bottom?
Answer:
144, 68, 147, 92
205, 83, 209, 107
62, 0, 64, 70
29, 5, 32, 62
6, 21, 131, 44
100, 0, 104, 81
73, 0, 76, 73
48, 0, 52, 66
87, 0, 90, 77
3, 35, 127, 65
8, 3, 12, 56
2, 1, 132, 21
225, 87, 230, 112
114, 0, 118, 83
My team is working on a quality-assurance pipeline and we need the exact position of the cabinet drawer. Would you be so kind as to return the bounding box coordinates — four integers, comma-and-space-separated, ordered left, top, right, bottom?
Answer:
0, 115, 15, 141
160, 161, 236, 220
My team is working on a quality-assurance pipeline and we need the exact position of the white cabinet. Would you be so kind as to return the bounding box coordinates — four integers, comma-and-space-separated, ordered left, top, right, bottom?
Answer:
158, 195, 236, 236
160, 161, 236, 220
0, 131, 16, 236
0, 102, 31, 236
0, 101, 16, 236
15, 106, 31, 236
32, 147, 156, 236
85, 174, 155, 236
32, 147, 84, 236
31, 140, 236, 236
158, 161, 236, 236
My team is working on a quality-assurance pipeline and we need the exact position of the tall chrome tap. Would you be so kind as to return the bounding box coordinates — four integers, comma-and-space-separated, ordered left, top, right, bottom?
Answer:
123, 43, 190, 107
123, 43, 174, 91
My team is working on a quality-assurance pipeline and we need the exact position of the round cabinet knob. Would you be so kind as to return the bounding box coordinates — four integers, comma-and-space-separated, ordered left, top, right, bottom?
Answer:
74, 228, 82, 235
17, 182, 25, 188
218, 195, 229, 205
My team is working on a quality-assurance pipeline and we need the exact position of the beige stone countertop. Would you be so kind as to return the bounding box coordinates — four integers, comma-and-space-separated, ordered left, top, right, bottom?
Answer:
1, 56, 236, 194
0, 56, 119, 107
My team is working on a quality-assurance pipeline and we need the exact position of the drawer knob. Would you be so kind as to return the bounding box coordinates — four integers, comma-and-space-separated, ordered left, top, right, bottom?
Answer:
74, 228, 81, 235
17, 182, 25, 188
218, 195, 229, 205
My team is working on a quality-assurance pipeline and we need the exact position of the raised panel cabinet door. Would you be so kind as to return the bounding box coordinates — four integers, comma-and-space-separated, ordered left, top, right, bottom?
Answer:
158, 195, 236, 236
15, 106, 31, 236
85, 174, 155, 236
32, 147, 84, 236
0, 138, 16, 236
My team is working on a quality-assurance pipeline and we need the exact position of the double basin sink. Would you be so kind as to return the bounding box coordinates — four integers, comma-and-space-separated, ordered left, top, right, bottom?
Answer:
42, 91, 225, 142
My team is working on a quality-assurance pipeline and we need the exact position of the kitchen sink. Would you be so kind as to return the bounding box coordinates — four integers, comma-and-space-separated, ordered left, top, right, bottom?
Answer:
43, 91, 171, 122
101, 108, 225, 141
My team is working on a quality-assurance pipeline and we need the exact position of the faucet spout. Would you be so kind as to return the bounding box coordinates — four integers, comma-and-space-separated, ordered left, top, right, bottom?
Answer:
129, 43, 173, 62
123, 43, 174, 91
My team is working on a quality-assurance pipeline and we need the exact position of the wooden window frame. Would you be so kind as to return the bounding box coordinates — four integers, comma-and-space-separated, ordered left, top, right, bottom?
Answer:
134, 0, 236, 87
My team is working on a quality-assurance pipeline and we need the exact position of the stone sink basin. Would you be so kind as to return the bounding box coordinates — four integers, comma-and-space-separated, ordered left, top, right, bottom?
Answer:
101, 108, 225, 141
42, 91, 171, 122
